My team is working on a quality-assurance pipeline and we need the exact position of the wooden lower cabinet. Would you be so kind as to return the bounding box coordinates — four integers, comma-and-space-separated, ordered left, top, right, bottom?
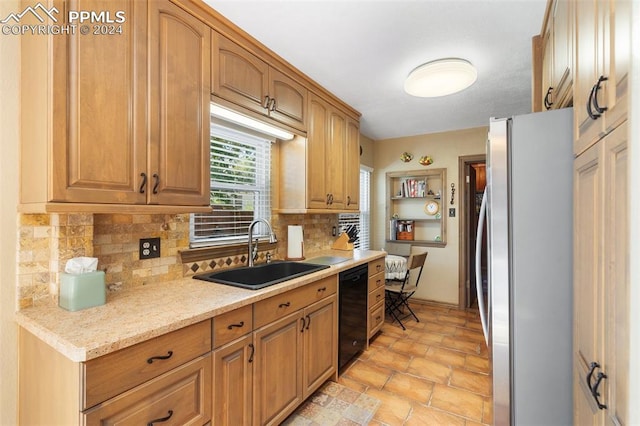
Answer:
83, 354, 211, 425
367, 258, 386, 345
302, 296, 338, 397
213, 334, 253, 426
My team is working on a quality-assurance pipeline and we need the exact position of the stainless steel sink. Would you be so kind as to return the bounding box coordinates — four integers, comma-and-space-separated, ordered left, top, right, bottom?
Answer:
193, 261, 330, 290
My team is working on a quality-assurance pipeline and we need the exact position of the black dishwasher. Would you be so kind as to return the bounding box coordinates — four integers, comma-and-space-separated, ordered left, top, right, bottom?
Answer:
338, 264, 368, 370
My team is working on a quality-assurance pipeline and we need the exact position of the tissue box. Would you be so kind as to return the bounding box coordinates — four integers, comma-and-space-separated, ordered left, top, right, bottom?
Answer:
59, 271, 106, 311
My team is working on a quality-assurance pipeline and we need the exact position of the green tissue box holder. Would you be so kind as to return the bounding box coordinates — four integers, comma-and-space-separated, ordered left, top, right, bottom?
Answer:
59, 271, 106, 311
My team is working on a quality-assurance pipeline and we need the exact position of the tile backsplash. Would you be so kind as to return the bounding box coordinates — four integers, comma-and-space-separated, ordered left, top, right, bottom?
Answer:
17, 212, 340, 309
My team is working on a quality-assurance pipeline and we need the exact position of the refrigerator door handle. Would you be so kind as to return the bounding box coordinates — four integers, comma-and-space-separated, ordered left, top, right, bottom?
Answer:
475, 190, 489, 345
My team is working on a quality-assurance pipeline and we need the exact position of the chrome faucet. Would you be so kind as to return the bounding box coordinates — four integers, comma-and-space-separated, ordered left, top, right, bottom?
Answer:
247, 219, 277, 267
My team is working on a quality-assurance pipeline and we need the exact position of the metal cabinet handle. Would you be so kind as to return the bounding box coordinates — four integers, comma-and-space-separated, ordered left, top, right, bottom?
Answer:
326, 194, 331, 205
591, 372, 608, 410
139, 172, 147, 193
305, 314, 311, 330
147, 410, 173, 426
152, 173, 159, 194
227, 321, 244, 330
592, 75, 608, 114
147, 350, 173, 364
347, 196, 351, 206
586, 362, 598, 388
262, 95, 271, 109
544, 87, 554, 110
587, 82, 601, 120
317, 286, 326, 293
300, 316, 306, 332
278, 302, 291, 308
268, 97, 276, 111
248, 343, 255, 363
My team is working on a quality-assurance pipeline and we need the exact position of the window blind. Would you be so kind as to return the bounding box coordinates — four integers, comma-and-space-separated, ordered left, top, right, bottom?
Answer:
190, 124, 272, 247
338, 166, 371, 250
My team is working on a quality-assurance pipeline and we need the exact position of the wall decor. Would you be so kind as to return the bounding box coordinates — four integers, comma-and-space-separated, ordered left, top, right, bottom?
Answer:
419, 156, 433, 166
450, 183, 456, 205
400, 152, 413, 162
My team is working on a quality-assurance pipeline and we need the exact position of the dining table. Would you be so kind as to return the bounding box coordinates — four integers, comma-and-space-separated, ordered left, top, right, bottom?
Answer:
384, 254, 408, 281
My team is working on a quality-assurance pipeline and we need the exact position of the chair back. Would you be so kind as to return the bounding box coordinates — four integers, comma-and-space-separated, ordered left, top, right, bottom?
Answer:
403, 251, 428, 289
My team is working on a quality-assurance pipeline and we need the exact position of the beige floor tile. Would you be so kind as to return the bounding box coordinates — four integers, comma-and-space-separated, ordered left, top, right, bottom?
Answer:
436, 314, 467, 326
454, 326, 487, 344
425, 346, 467, 368
365, 387, 412, 425
336, 375, 369, 394
449, 368, 492, 396
464, 354, 491, 374
430, 383, 484, 422
382, 372, 434, 404
423, 321, 458, 336
440, 335, 487, 356
369, 332, 399, 348
367, 347, 412, 372
406, 357, 451, 384
407, 328, 445, 345
342, 359, 391, 389
405, 403, 466, 426
390, 339, 429, 357
482, 396, 493, 424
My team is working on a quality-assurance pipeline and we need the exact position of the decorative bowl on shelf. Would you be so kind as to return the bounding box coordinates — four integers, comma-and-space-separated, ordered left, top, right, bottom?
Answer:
419, 156, 433, 166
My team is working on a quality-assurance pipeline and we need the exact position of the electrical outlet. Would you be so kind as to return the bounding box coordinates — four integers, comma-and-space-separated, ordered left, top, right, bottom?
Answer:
139, 237, 160, 259
449, 208, 456, 217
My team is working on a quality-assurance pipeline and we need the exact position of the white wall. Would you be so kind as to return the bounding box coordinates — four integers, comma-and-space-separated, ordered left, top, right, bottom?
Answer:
0, 1, 20, 423
373, 127, 486, 304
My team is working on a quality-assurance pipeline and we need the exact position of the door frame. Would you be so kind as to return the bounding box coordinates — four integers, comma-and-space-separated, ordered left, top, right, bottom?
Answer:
457, 154, 486, 309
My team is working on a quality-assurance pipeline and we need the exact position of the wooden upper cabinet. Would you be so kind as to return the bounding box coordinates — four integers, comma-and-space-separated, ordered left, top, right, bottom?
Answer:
20, 0, 211, 212
327, 109, 346, 209
574, 0, 629, 154
148, 1, 211, 206
306, 94, 330, 209
211, 31, 307, 132
539, 0, 573, 111
344, 118, 360, 211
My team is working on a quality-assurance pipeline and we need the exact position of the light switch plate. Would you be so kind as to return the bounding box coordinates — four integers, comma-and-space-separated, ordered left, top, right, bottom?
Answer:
449, 208, 456, 217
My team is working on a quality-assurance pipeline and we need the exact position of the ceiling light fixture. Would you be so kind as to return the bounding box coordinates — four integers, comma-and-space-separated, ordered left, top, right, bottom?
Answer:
211, 104, 295, 140
404, 58, 477, 98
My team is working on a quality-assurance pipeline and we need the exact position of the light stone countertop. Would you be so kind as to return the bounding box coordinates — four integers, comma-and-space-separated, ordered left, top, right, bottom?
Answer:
15, 249, 385, 362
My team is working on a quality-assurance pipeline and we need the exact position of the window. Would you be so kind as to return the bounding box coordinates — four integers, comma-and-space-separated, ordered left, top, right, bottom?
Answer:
190, 124, 272, 247
338, 166, 372, 250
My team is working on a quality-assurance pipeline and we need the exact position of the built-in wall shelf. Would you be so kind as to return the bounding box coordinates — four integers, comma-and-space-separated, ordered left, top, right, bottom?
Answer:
385, 168, 447, 248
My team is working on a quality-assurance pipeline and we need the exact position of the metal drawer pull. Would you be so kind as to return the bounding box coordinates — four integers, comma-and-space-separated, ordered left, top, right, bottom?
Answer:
139, 172, 147, 193
248, 343, 255, 363
147, 350, 173, 364
147, 410, 173, 426
152, 173, 159, 194
279, 302, 291, 308
300, 317, 306, 332
227, 321, 245, 330
317, 286, 327, 292
376, 293, 382, 300
305, 314, 311, 330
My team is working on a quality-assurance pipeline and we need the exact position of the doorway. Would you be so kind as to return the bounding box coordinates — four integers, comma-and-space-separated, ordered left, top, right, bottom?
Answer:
458, 155, 487, 309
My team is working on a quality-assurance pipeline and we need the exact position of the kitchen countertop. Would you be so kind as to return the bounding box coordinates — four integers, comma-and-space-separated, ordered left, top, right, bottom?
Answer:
15, 249, 385, 362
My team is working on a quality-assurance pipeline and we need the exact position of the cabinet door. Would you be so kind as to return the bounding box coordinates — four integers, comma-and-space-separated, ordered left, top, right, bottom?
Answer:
327, 109, 346, 209
574, 0, 604, 152
50, 0, 147, 204
148, 1, 211, 206
303, 296, 337, 398
253, 312, 303, 426
551, 0, 573, 108
307, 94, 330, 209
213, 335, 253, 426
344, 117, 360, 210
603, 122, 629, 425
541, 19, 554, 110
212, 32, 270, 115
268, 68, 307, 131
573, 143, 605, 425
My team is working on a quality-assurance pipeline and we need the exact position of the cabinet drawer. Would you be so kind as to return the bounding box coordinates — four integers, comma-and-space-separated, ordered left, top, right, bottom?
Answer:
368, 258, 385, 277
213, 305, 253, 349
368, 271, 385, 293
369, 285, 385, 308
369, 301, 385, 337
82, 320, 211, 409
254, 276, 337, 329
83, 354, 212, 426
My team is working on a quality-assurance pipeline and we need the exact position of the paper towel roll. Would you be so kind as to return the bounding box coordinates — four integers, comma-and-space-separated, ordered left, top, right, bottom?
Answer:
287, 225, 304, 260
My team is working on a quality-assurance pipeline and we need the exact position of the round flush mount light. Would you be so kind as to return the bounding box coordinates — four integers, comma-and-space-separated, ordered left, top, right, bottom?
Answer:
404, 58, 477, 97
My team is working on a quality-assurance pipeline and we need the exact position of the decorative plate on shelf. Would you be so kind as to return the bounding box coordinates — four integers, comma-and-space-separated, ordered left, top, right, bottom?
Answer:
424, 200, 440, 215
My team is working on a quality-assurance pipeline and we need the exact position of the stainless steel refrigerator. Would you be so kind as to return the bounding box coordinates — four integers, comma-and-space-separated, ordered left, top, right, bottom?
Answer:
475, 108, 573, 425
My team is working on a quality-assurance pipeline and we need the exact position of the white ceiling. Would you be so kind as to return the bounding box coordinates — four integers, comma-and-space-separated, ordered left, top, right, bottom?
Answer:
204, 0, 548, 140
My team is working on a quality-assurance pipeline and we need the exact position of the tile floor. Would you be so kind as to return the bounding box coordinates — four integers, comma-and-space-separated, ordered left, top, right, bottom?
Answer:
338, 302, 492, 425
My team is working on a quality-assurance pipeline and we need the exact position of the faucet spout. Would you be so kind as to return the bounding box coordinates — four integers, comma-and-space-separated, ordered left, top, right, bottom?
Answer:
247, 219, 277, 267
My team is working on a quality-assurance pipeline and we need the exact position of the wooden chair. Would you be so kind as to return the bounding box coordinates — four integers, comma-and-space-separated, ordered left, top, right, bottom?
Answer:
385, 251, 428, 330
